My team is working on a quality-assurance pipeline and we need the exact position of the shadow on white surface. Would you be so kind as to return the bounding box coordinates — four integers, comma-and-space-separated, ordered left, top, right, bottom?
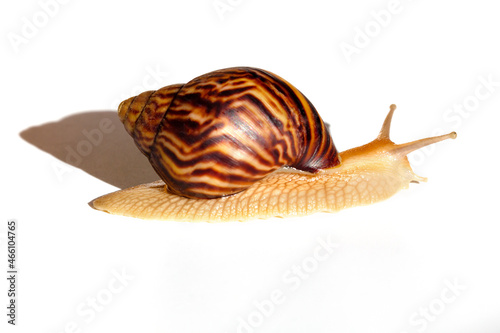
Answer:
19, 110, 159, 189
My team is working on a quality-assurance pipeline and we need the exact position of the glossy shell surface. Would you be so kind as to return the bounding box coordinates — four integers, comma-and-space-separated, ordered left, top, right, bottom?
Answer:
119, 67, 340, 198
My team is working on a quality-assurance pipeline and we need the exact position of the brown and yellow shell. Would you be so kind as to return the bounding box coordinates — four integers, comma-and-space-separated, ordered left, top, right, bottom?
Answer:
118, 67, 340, 199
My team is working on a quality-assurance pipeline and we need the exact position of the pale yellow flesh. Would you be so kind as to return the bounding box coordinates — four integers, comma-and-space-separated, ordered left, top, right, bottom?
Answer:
91, 105, 456, 222
92, 151, 418, 222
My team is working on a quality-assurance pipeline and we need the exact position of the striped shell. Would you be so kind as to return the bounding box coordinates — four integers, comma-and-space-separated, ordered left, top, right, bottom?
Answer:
118, 67, 340, 198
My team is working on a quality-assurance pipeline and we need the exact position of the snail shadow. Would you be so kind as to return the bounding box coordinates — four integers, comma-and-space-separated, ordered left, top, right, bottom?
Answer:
20, 110, 159, 189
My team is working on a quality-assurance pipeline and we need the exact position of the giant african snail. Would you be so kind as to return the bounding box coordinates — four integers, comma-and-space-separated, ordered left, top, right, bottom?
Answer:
91, 67, 456, 222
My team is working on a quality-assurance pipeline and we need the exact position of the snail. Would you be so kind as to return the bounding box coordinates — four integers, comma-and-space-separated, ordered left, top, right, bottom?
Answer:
91, 67, 456, 222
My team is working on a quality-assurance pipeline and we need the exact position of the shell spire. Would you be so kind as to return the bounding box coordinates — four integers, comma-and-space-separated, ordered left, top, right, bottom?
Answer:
118, 84, 183, 157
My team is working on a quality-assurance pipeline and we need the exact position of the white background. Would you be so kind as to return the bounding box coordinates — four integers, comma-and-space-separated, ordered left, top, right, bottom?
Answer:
2, 0, 500, 332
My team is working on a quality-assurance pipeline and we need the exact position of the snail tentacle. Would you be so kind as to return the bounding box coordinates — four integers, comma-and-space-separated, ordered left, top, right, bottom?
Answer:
377, 103, 397, 140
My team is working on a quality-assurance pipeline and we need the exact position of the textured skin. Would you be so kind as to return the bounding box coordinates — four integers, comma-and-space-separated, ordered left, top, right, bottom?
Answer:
118, 67, 339, 198
92, 103, 456, 222
91, 139, 427, 222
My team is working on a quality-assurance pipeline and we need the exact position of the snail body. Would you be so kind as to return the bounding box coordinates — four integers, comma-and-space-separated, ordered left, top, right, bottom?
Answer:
92, 67, 456, 222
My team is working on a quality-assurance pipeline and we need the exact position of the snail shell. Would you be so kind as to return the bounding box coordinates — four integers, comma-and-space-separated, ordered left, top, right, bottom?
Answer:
118, 67, 340, 198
